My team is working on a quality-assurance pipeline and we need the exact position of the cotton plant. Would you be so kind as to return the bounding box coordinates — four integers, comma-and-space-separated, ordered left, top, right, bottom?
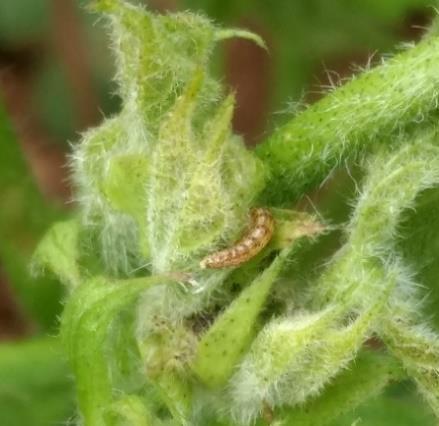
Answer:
33, 0, 439, 425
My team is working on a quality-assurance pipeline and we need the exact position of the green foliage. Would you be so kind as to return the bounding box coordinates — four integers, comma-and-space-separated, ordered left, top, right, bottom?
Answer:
33, 60, 79, 143
397, 187, 439, 330
0, 0, 49, 44
73, 1, 265, 275
61, 275, 178, 426
332, 381, 436, 426
279, 350, 405, 426
32, 219, 81, 289
0, 337, 73, 426
29, 1, 439, 425
193, 248, 291, 388
0, 100, 64, 330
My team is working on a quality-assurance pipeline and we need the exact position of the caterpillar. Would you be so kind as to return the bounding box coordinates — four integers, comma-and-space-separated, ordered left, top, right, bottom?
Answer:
200, 208, 274, 269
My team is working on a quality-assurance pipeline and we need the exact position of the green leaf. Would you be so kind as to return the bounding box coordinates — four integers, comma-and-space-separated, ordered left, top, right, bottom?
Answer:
61, 274, 177, 426
32, 219, 81, 289
0, 337, 73, 426
332, 381, 436, 426
102, 155, 150, 220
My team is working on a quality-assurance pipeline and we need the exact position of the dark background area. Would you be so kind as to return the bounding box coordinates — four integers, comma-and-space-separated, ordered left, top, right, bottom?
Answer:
0, 1, 437, 424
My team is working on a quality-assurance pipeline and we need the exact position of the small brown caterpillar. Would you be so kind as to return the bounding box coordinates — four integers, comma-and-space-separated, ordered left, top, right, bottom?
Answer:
200, 208, 274, 269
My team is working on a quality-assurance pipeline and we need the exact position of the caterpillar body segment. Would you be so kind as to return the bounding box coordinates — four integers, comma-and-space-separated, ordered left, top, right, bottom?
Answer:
200, 208, 274, 269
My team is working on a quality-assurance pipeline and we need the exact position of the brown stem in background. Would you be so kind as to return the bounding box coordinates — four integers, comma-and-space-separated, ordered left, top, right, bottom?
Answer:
224, 20, 271, 146
148, 0, 178, 12
0, 46, 70, 201
0, 266, 32, 340
51, 0, 100, 130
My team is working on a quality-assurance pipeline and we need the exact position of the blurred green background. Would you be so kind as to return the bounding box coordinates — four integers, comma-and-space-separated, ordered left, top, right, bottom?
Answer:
0, 0, 437, 425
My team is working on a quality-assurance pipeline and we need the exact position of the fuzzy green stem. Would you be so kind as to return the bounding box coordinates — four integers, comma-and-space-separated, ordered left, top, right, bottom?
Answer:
317, 131, 439, 304
278, 351, 404, 426
381, 300, 439, 418
256, 36, 439, 204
